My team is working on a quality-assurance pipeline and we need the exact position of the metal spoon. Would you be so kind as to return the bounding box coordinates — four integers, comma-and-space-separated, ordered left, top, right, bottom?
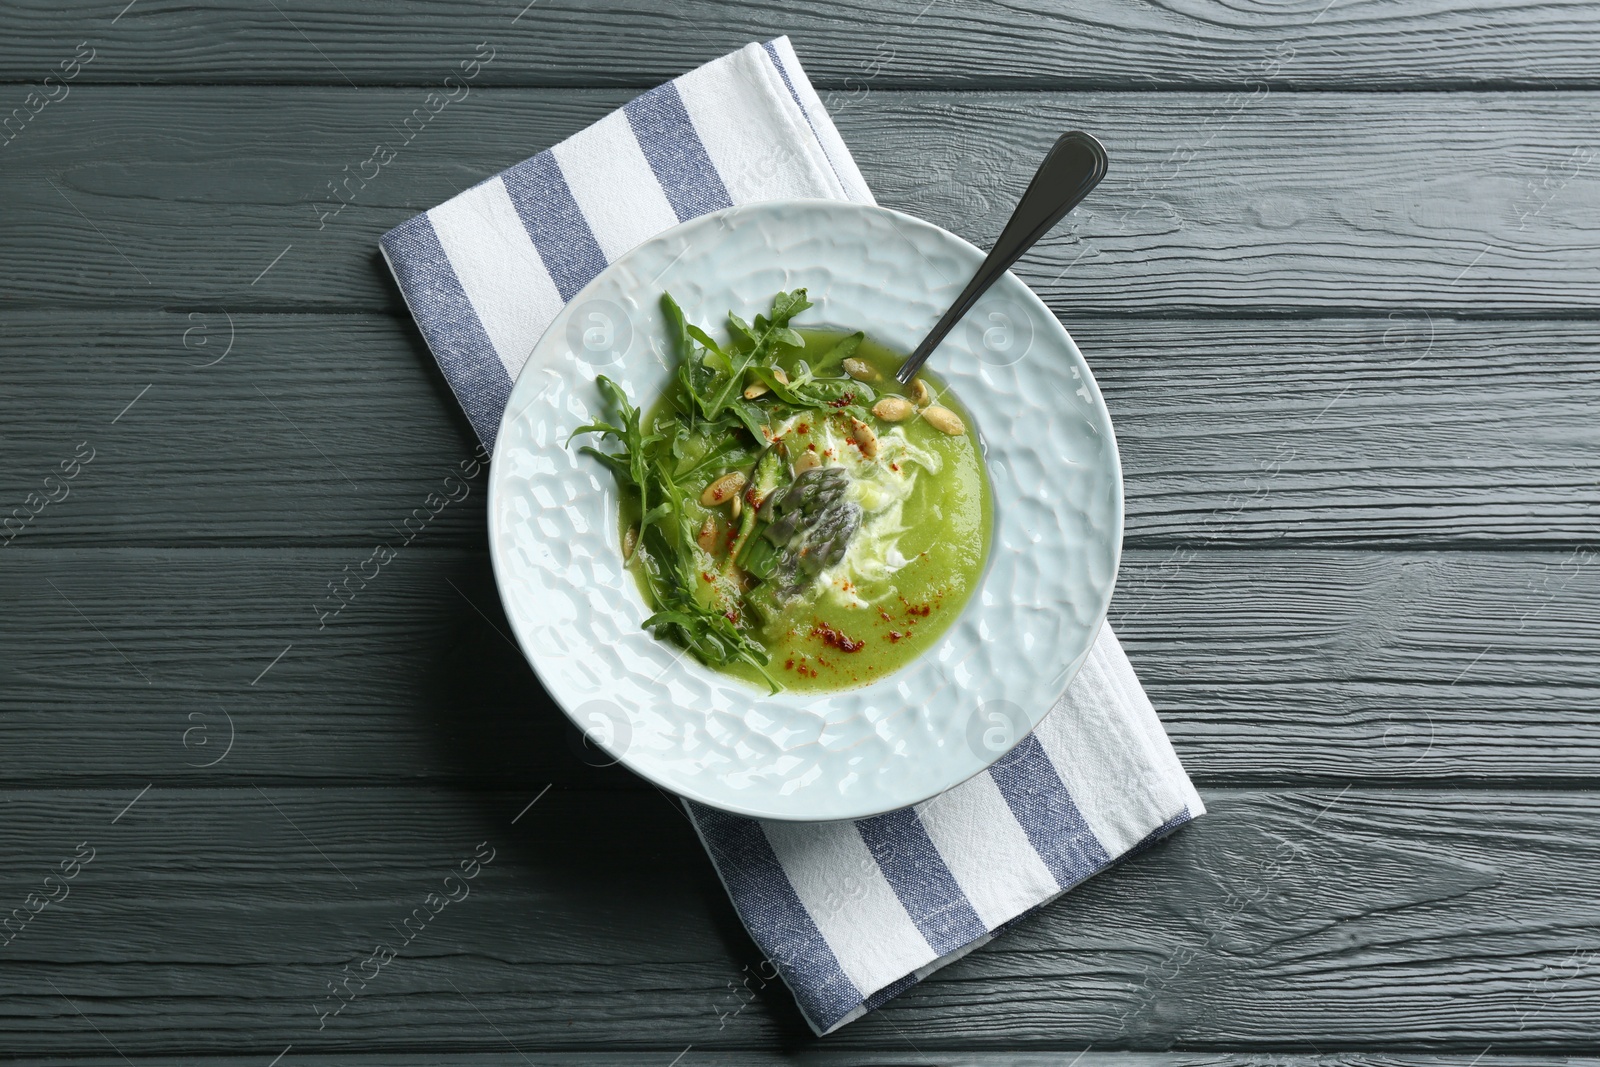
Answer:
896, 131, 1108, 384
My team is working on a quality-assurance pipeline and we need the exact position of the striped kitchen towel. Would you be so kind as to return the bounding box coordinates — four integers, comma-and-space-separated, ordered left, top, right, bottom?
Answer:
379, 37, 1204, 1035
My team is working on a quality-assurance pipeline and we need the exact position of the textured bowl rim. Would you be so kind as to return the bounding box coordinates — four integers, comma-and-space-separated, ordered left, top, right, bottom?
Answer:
487, 198, 1124, 821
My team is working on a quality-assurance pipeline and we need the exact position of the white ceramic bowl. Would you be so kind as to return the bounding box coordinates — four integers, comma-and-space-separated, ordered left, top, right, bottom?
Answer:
488, 200, 1122, 822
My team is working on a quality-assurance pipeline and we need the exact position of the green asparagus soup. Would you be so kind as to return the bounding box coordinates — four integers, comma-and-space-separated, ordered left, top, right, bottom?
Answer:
572, 288, 991, 693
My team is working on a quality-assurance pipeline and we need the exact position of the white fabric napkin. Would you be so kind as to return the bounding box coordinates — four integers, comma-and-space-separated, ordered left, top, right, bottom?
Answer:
379, 37, 1203, 1035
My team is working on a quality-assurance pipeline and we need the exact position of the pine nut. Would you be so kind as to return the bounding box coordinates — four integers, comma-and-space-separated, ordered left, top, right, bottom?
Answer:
872, 396, 914, 421
701, 470, 748, 506
922, 405, 965, 435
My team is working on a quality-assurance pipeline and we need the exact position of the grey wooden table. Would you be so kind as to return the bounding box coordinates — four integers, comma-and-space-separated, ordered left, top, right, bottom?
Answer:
3, 2, 1599, 1064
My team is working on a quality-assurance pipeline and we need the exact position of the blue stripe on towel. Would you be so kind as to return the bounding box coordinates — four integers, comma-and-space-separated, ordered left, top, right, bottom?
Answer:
861, 972, 918, 1012
988, 734, 1112, 890
691, 804, 862, 1030
499, 153, 611, 302
760, 41, 851, 202
624, 83, 734, 221
378, 213, 512, 448
762, 41, 808, 115
762, 42, 840, 187
1126, 807, 1193, 857
856, 808, 986, 956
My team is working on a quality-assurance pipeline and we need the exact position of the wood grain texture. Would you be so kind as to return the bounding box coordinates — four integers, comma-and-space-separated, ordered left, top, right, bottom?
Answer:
3, 786, 1598, 1054
18, 1059, 1600, 1067
0, 547, 1595, 786
4, 312, 1596, 547
1, 89, 1598, 314
3, 4, 1599, 1059
1, 0, 1599, 88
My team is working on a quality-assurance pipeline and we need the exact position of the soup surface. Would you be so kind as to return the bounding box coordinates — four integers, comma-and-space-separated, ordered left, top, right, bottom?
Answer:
575, 289, 991, 692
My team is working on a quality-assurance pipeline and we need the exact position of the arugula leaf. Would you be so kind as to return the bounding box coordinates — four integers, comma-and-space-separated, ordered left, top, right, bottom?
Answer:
745, 366, 875, 416
570, 288, 856, 695
569, 370, 776, 689
687, 323, 732, 371
578, 445, 633, 485
569, 375, 664, 517
674, 426, 753, 480
768, 289, 813, 326
699, 289, 813, 421
723, 314, 756, 352
727, 398, 771, 440
767, 326, 805, 349
809, 331, 863, 375
662, 291, 692, 364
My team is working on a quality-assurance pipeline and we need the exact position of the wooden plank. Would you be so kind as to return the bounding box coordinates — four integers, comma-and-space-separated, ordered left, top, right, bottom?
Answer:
4, 312, 1596, 547
16, 1057, 1600, 1067
1085, 317, 1600, 547
0, 547, 1595, 785
1, 0, 1598, 89
0, 313, 484, 547
4, 786, 1599, 1054
1, 89, 1597, 314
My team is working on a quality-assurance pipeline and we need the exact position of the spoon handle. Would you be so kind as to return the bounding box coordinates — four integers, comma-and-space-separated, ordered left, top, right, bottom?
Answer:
896, 131, 1108, 385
